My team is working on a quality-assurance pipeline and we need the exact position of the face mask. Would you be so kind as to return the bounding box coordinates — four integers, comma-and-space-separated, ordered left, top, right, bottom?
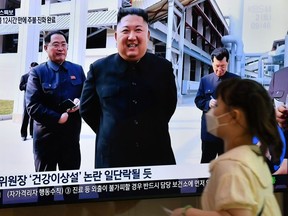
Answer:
206, 111, 231, 137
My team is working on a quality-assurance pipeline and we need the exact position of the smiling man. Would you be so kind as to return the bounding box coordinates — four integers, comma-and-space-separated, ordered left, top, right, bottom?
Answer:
80, 7, 177, 168
25, 31, 86, 202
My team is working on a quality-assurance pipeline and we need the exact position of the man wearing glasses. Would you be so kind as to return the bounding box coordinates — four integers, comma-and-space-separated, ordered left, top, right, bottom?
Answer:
25, 30, 86, 202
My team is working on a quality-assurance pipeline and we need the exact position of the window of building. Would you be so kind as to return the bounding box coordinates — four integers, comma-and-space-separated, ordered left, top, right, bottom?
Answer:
2, 34, 18, 53
86, 28, 107, 49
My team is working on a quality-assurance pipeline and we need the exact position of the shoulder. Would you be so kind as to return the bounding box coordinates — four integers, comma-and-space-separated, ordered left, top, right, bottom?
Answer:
22, 72, 29, 78
226, 72, 240, 78
87, 54, 130, 79
33, 62, 53, 73
210, 145, 271, 187
35, 62, 46, 70
91, 53, 118, 67
64, 61, 83, 70
201, 73, 214, 81
32, 63, 47, 75
144, 52, 172, 66
89, 54, 126, 75
273, 67, 288, 77
212, 145, 259, 167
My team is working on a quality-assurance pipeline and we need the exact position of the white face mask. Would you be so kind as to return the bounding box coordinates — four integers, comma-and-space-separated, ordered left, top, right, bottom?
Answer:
206, 111, 231, 137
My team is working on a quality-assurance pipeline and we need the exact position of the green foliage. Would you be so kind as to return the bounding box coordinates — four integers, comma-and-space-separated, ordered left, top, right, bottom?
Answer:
0, 100, 14, 115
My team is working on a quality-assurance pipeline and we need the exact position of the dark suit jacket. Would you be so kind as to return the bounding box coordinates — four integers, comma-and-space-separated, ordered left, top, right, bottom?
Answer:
268, 66, 288, 103
26, 60, 86, 158
80, 52, 177, 168
19, 72, 29, 107
19, 73, 29, 91
194, 72, 240, 142
268, 66, 288, 158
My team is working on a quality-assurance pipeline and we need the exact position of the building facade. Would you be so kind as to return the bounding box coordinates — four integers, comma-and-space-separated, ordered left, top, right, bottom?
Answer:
0, 0, 232, 118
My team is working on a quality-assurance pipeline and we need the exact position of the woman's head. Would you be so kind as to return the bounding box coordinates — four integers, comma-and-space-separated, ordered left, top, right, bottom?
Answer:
215, 78, 283, 163
216, 78, 273, 133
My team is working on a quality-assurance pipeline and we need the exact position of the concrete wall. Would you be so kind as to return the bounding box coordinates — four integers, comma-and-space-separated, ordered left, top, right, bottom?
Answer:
0, 53, 20, 100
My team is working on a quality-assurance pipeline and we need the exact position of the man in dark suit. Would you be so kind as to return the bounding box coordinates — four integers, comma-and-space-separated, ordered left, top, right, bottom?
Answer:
194, 47, 240, 163
268, 66, 288, 174
19, 61, 38, 141
26, 31, 86, 202
80, 7, 177, 168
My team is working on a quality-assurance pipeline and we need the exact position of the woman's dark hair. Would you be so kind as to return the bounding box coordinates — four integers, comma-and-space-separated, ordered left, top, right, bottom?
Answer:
44, 31, 67, 44
117, 7, 148, 24
211, 47, 230, 62
216, 78, 283, 164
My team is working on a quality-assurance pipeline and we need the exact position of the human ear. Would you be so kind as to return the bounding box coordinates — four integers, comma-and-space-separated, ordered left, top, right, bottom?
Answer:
114, 32, 117, 41
230, 109, 247, 128
44, 44, 48, 52
230, 109, 241, 121
230, 109, 247, 127
147, 30, 150, 39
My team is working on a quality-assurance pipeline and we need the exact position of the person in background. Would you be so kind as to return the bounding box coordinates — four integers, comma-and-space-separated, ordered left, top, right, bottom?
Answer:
268, 66, 288, 174
172, 78, 282, 216
194, 47, 240, 163
19, 61, 38, 141
80, 7, 177, 168
252, 126, 286, 174
26, 30, 86, 202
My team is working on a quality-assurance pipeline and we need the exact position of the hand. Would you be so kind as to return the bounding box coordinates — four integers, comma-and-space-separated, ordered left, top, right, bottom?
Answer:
171, 205, 193, 216
58, 112, 69, 124
171, 208, 184, 216
73, 98, 80, 106
209, 98, 217, 108
273, 159, 288, 175
67, 98, 80, 113
275, 105, 288, 130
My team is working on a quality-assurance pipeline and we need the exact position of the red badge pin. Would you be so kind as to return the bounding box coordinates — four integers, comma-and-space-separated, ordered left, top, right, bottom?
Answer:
70, 75, 76, 80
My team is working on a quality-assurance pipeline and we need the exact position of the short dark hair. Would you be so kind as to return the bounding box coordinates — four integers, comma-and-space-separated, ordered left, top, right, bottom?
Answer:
117, 7, 148, 24
30, 62, 38, 67
211, 47, 229, 62
44, 31, 67, 44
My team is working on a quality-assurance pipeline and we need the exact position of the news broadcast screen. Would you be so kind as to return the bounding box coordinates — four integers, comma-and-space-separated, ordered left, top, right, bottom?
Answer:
0, 104, 287, 208
0, 0, 288, 209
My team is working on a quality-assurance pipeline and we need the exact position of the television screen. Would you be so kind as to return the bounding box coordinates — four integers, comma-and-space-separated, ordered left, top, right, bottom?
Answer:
0, 0, 287, 209
0, 104, 210, 206
0, 100, 287, 208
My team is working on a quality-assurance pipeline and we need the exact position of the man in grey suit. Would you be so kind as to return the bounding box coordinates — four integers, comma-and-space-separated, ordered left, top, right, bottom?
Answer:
80, 7, 177, 168
268, 66, 288, 174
